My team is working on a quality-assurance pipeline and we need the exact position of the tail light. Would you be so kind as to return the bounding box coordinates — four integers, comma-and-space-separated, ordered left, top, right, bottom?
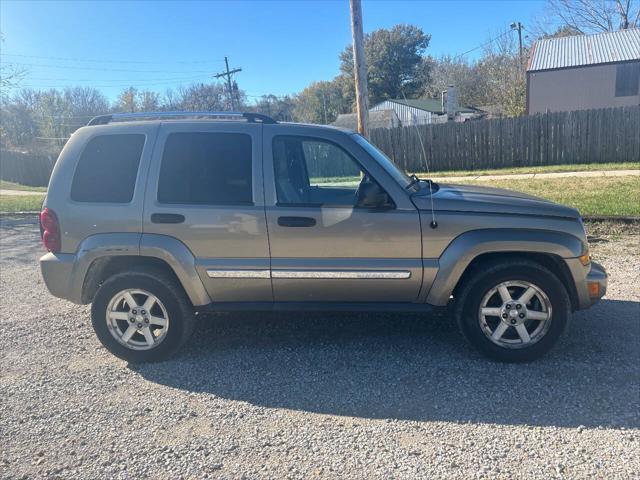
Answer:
40, 207, 61, 252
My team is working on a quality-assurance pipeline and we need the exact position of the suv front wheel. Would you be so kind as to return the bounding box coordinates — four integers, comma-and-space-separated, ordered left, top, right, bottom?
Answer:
91, 268, 196, 363
454, 260, 571, 362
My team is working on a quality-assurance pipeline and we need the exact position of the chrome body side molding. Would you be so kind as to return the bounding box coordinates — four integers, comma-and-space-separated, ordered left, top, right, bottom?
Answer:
206, 269, 411, 280
271, 270, 411, 279
206, 269, 271, 279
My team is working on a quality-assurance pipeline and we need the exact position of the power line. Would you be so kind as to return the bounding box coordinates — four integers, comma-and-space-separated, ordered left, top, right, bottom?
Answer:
17, 76, 220, 89
0, 52, 222, 65
25, 74, 216, 83
451, 29, 514, 61
4, 62, 214, 74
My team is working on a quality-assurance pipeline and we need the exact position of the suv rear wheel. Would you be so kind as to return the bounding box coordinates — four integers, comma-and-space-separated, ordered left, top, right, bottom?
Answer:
91, 269, 195, 363
454, 260, 570, 362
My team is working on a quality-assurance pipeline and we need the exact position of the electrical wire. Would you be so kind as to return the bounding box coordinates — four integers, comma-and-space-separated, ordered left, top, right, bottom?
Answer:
451, 29, 514, 61
0, 52, 222, 65
2, 62, 214, 74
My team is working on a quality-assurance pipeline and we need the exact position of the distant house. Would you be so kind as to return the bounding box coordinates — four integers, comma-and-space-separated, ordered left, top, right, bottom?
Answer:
371, 98, 481, 126
527, 29, 640, 114
332, 109, 401, 130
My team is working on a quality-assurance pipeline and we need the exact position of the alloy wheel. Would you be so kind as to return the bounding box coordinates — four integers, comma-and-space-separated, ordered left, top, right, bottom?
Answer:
478, 281, 553, 349
105, 289, 170, 351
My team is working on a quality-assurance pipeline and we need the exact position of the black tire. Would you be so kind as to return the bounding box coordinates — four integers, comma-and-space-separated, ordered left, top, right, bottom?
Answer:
454, 259, 571, 363
91, 268, 196, 363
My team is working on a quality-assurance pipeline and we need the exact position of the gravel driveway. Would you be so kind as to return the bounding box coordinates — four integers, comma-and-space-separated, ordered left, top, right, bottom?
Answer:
1, 219, 638, 479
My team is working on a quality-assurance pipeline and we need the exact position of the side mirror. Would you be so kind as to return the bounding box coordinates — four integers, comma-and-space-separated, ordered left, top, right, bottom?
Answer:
356, 177, 393, 209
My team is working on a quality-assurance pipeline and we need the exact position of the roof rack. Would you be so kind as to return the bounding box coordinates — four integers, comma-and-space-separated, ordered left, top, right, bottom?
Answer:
86, 111, 277, 126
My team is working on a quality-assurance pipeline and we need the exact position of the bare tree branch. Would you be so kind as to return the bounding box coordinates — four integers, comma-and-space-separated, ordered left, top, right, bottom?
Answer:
537, 0, 638, 36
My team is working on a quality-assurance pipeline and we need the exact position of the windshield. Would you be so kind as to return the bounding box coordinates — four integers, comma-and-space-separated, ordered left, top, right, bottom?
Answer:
352, 134, 412, 188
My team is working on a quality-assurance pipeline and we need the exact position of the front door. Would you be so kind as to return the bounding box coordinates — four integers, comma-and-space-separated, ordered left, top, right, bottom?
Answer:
263, 126, 423, 303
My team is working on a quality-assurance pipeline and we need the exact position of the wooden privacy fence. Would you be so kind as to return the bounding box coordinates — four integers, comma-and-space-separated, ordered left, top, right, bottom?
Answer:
0, 150, 55, 186
369, 105, 640, 172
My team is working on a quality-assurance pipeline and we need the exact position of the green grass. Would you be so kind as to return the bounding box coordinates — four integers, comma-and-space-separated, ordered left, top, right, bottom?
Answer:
0, 180, 47, 192
458, 175, 639, 216
0, 194, 45, 213
417, 161, 640, 178
1, 167, 636, 216
312, 162, 639, 185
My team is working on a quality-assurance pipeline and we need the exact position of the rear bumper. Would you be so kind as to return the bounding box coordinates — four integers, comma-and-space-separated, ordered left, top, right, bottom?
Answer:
40, 252, 82, 304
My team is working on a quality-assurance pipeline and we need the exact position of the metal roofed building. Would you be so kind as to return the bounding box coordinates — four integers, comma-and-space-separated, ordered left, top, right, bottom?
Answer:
332, 109, 401, 130
527, 29, 640, 114
370, 99, 480, 126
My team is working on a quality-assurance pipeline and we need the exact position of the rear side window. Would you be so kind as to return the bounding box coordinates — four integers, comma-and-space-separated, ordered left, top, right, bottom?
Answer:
158, 132, 253, 205
71, 134, 145, 203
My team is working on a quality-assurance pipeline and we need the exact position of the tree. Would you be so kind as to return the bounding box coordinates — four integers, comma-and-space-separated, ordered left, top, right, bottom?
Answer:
543, 25, 584, 38
0, 33, 26, 94
537, 0, 639, 35
421, 56, 484, 107
64, 87, 109, 119
139, 90, 160, 111
0, 90, 38, 147
251, 94, 295, 122
174, 83, 228, 111
422, 30, 528, 117
293, 80, 348, 124
339, 24, 431, 107
115, 87, 138, 113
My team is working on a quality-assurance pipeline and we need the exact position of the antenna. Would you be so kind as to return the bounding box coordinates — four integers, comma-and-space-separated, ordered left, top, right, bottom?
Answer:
401, 90, 438, 229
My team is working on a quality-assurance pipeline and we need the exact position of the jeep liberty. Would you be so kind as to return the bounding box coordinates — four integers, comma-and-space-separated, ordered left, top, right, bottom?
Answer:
39, 112, 607, 363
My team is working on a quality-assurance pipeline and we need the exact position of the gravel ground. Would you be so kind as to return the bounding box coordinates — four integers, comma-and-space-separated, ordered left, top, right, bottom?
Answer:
1, 219, 638, 479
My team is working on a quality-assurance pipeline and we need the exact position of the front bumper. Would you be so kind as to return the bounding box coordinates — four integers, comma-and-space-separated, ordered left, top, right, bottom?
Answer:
585, 261, 607, 305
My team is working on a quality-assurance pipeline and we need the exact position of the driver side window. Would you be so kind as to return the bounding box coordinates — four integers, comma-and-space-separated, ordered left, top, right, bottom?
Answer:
273, 136, 387, 208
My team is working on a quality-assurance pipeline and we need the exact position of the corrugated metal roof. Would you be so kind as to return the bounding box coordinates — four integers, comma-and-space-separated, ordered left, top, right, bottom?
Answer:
332, 109, 400, 129
528, 28, 640, 71
377, 99, 476, 114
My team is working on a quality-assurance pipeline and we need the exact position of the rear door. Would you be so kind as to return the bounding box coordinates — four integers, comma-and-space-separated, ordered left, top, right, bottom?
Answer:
143, 121, 272, 302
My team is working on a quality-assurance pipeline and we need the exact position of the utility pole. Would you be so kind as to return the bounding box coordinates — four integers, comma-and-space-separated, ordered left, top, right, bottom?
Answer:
511, 22, 524, 73
321, 89, 328, 124
349, 0, 369, 137
214, 56, 242, 111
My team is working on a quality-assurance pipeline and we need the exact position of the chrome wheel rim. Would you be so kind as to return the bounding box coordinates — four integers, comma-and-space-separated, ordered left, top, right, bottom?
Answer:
106, 289, 169, 351
478, 281, 552, 349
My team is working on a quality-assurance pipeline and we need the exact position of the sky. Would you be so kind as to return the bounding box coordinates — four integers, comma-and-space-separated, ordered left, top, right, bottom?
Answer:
0, 0, 544, 102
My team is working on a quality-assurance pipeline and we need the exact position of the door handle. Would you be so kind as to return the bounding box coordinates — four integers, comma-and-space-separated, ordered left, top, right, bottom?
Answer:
278, 216, 316, 227
151, 213, 185, 224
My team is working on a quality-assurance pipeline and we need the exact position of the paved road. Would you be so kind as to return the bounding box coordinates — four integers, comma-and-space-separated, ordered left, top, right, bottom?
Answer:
1, 222, 638, 479
0, 189, 46, 197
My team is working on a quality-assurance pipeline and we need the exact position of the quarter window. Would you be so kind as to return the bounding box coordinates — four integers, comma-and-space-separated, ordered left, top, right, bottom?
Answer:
158, 132, 253, 205
70, 134, 145, 203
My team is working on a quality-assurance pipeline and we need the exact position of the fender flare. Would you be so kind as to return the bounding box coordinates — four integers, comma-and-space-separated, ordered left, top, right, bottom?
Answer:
139, 234, 211, 306
425, 228, 584, 306
70, 233, 210, 306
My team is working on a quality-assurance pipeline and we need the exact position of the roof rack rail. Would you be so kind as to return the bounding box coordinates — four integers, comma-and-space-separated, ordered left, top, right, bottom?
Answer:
86, 111, 277, 126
